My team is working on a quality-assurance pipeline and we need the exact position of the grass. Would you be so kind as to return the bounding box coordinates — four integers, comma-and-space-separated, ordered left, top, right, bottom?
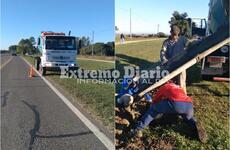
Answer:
115, 39, 164, 91
77, 59, 114, 70
23, 55, 115, 131
116, 39, 230, 149
78, 55, 115, 61
116, 39, 163, 63
115, 35, 159, 43
49, 76, 114, 129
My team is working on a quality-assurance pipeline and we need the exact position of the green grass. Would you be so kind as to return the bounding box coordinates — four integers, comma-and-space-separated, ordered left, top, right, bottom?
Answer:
116, 39, 230, 149
115, 35, 159, 43
49, 76, 114, 129
23, 55, 35, 64
116, 39, 163, 63
78, 55, 115, 61
78, 59, 114, 70
23, 55, 115, 130
116, 39, 164, 91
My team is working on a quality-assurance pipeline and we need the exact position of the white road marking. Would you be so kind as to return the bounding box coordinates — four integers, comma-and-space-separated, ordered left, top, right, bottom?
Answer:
0, 57, 13, 70
21, 56, 115, 150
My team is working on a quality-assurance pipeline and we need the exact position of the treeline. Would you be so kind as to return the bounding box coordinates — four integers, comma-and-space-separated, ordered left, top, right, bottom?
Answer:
8, 36, 114, 56
124, 32, 168, 38
79, 42, 114, 56
8, 37, 36, 55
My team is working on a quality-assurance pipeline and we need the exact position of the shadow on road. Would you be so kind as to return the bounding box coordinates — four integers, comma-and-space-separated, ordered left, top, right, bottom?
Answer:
36, 131, 93, 139
22, 100, 40, 150
1, 91, 9, 107
22, 100, 93, 150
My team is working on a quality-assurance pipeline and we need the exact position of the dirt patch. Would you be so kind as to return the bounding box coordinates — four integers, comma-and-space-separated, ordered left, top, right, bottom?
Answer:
115, 90, 177, 149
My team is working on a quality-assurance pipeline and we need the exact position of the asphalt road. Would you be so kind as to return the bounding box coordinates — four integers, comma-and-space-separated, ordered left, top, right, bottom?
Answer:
1, 54, 12, 66
1, 54, 107, 150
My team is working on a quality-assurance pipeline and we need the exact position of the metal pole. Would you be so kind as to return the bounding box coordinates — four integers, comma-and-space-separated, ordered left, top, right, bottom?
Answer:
130, 8, 132, 39
91, 31, 94, 56
157, 24, 159, 33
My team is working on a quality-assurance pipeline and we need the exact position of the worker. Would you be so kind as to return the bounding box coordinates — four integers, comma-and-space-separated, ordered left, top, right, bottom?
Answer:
160, 24, 189, 93
120, 33, 126, 44
130, 81, 207, 143
117, 76, 152, 107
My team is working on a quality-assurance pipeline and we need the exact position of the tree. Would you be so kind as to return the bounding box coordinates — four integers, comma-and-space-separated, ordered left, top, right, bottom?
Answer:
169, 11, 190, 36
79, 42, 114, 56
17, 38, 34, 54
106, 42, 115, 56
29, 37, 36, 46
81, 36, 90, 47
77, 36, 91, 50
157, 32, 168, 38
8, 45, 17, 52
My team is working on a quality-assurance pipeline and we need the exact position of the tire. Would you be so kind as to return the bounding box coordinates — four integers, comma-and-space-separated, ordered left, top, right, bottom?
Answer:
34, 57, 41, 70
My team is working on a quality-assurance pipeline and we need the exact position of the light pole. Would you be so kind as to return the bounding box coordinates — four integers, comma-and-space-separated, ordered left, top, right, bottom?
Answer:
130, 8, 132, 39
91, 31, 94, 56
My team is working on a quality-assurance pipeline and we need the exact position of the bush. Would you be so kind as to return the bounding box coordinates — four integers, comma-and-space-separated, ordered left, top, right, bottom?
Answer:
157, 32, 168, 38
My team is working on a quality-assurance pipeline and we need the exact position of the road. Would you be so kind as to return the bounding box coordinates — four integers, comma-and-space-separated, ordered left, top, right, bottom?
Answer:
1, 54, 109, 150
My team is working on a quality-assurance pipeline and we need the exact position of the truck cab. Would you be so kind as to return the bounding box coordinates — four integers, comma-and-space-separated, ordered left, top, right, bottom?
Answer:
11, 50, 17, 56
35, 31, 78, 75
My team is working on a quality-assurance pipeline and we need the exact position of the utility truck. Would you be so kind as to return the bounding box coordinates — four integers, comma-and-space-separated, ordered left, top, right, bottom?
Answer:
200, 0, 229, 78
188, 0, 229, 78
35, 31, 78, 75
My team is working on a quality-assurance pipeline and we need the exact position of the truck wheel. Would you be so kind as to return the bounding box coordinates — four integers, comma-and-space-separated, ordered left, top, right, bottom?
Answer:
34, 57, 41, 70
39, 65, 46, 76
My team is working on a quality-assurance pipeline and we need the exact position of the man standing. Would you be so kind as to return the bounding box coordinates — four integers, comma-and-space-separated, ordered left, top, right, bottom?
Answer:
120, 33, 125, 44
160, 25, 188, 92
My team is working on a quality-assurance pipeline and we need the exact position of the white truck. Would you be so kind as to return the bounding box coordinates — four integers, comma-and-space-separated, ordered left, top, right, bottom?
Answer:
200, 0, 229, 79
188, 0, 229, 79
35, 31, 78, 75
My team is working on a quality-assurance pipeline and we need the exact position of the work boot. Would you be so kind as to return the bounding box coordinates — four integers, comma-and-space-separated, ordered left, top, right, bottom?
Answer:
194, 121, 208, 143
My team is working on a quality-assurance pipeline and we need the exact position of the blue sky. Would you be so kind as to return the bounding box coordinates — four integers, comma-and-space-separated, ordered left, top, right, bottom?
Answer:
1, 0, 114, 49
116, 0, 210, 34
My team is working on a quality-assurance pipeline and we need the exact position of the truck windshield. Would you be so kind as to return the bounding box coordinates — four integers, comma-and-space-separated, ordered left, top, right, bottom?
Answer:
45, 36, 76, 50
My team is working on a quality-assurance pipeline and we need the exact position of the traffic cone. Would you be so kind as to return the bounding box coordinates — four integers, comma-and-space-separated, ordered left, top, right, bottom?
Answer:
29, 65, 34, 77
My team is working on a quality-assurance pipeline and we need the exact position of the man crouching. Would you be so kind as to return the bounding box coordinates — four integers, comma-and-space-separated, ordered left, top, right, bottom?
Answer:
130, 81, 207, 143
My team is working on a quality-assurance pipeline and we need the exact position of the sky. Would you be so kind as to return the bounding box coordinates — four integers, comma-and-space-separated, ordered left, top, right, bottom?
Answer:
0, 0, 114, 50
115, 0, 210, 34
